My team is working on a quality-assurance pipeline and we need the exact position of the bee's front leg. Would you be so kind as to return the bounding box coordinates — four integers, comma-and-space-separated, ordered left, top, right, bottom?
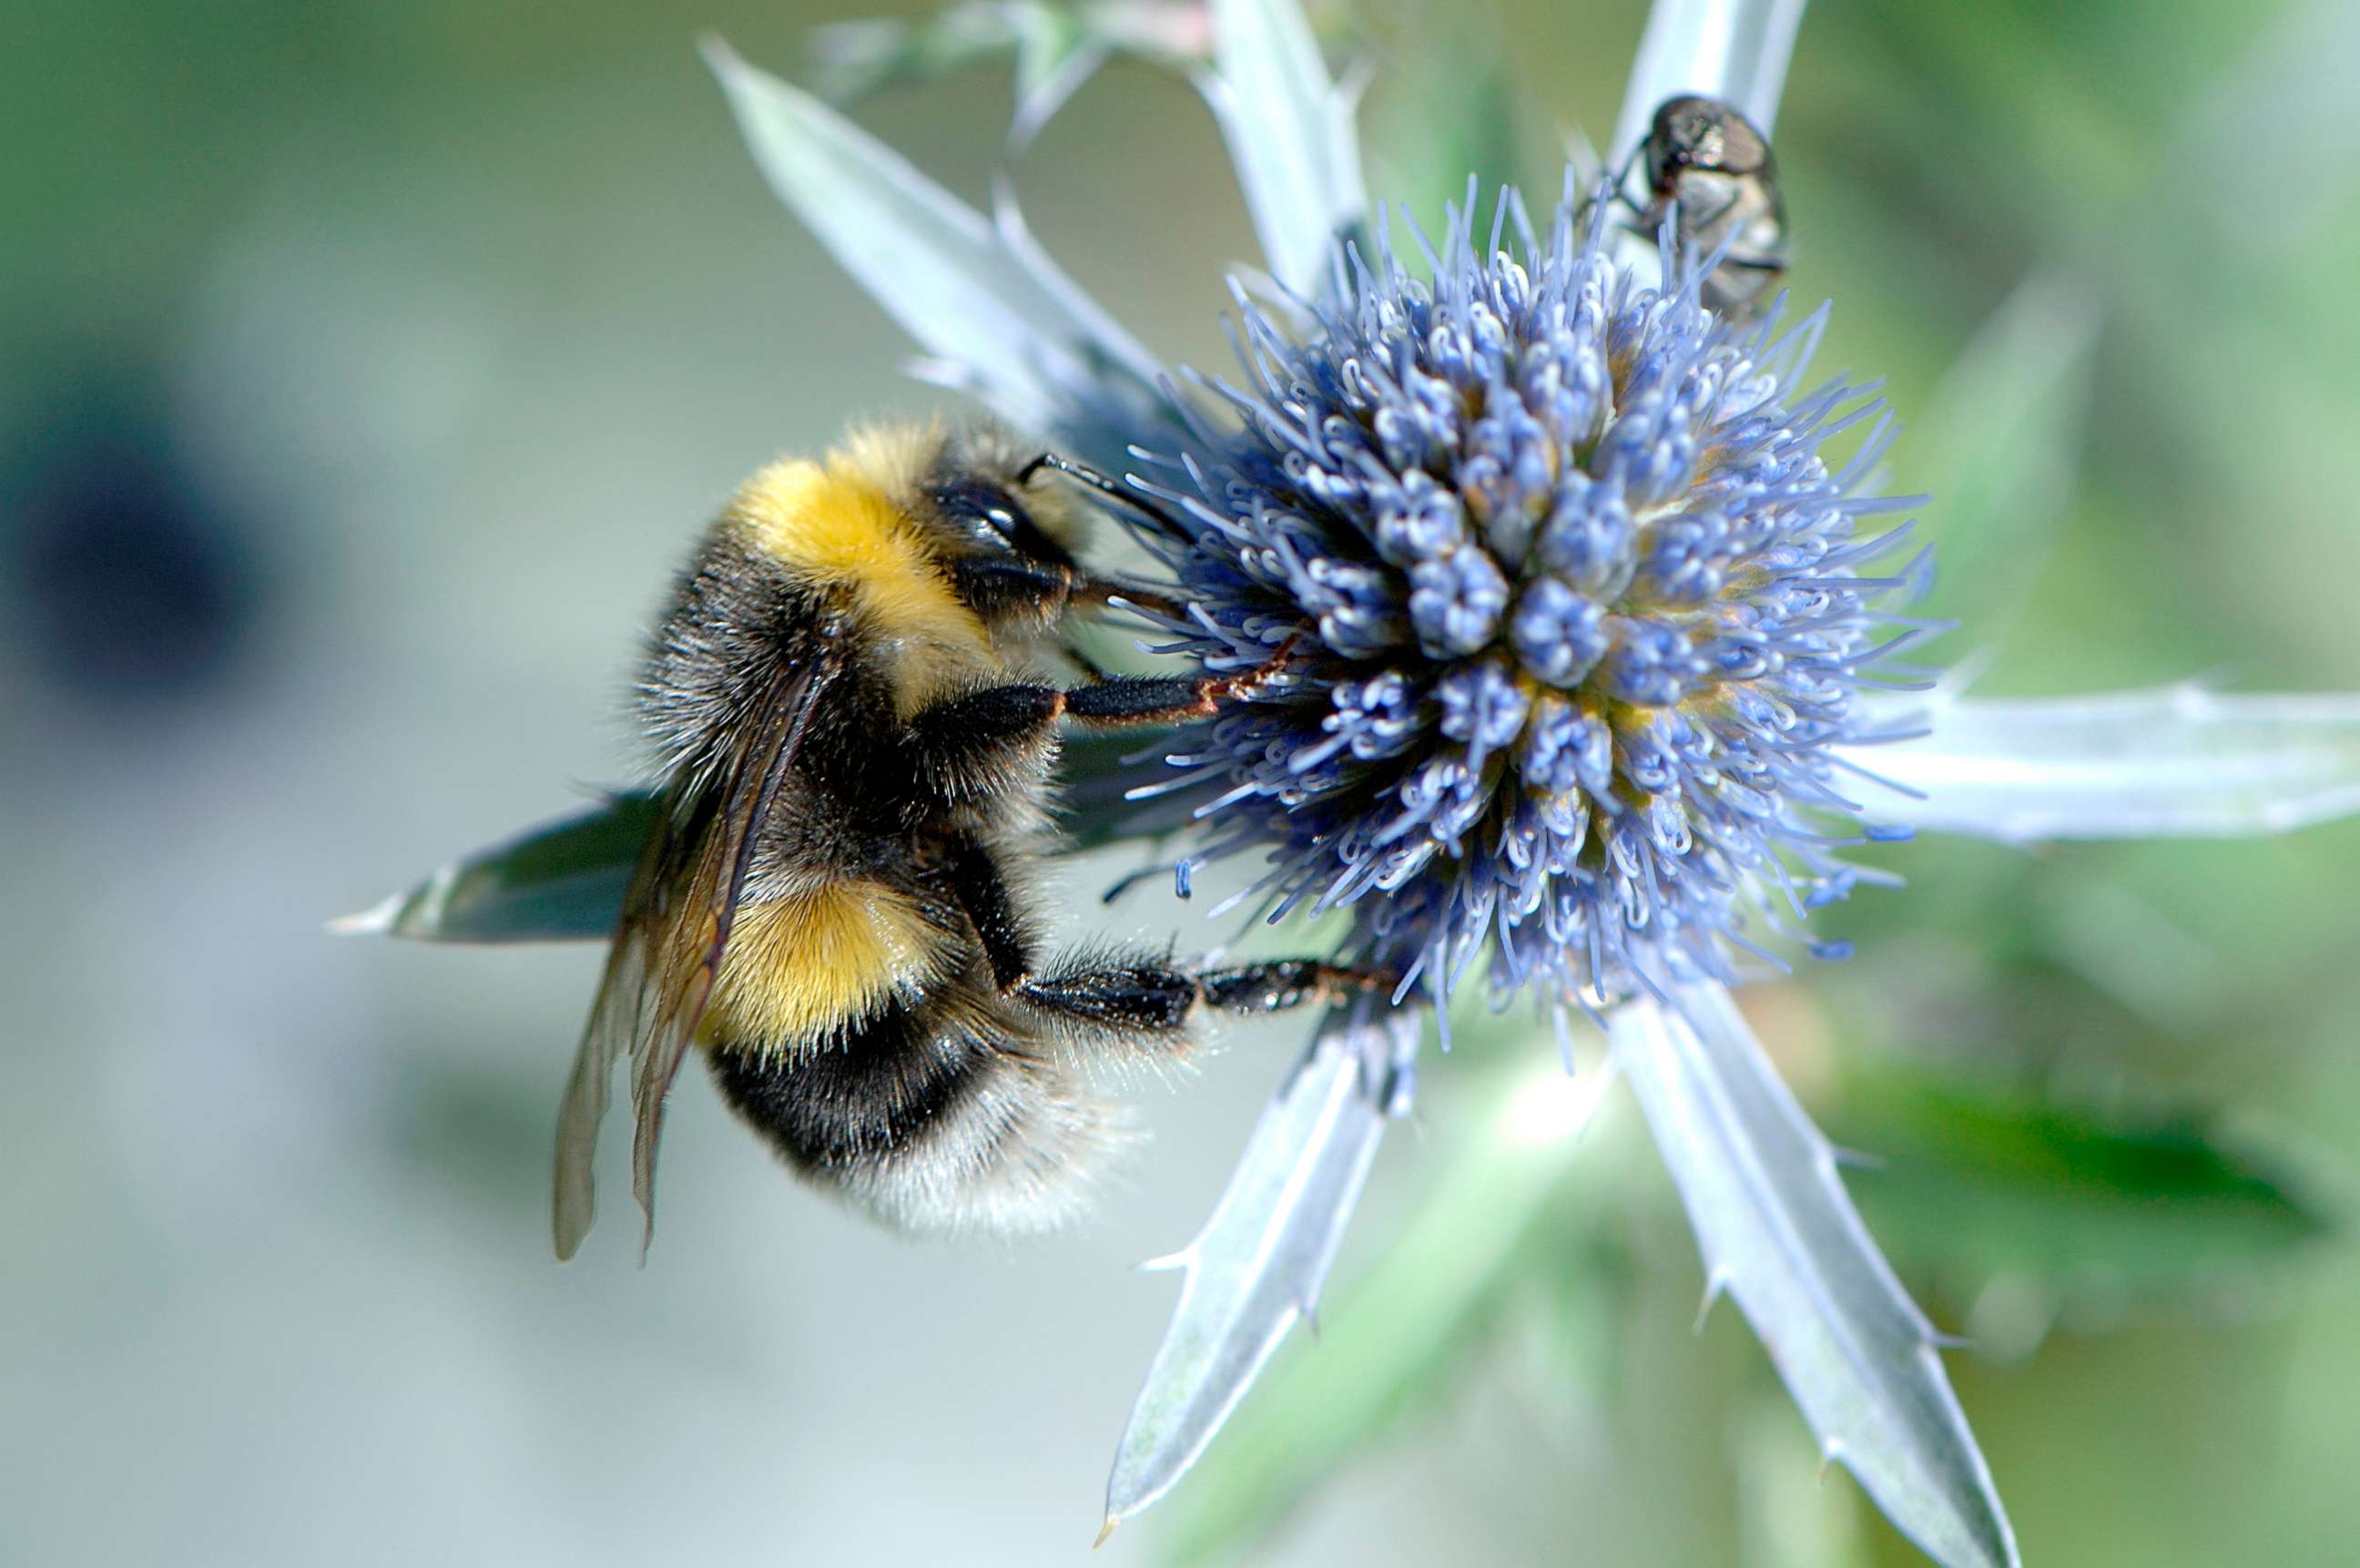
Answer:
898, 637, 1300, 803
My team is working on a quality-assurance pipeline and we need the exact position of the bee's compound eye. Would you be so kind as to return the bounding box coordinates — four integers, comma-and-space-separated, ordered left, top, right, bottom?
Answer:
934, 478, 1024, 543
931, 478, 1074, 567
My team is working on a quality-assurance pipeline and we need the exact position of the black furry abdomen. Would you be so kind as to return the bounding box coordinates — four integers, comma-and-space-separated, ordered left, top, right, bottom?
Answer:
707, 997, 982, 1170
704, 993, 1127, 1235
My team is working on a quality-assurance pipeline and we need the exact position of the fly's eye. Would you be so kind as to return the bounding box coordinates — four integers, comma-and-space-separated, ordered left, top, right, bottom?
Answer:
932, 477, 1075, 568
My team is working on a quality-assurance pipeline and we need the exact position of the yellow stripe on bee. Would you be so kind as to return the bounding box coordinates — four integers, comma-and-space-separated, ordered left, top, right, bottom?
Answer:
705, 881, 944, 1050
725, 443, 996, 713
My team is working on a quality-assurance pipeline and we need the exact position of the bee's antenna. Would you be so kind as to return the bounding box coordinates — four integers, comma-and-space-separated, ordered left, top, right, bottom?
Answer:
1020, 452, 1194, 545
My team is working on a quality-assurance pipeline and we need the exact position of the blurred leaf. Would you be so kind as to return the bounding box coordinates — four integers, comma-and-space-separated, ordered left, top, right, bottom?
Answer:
1199, 0, 1368, 297
1735, 1390, 1878, 1568
1366, 14, 1559, 233
1102, 1009, 1416, 1538
331, 795, 656, 943
1826, 1057, 2333, 1301
1494, 1233, 1634, 1434
2138, 0, 2360, 297
2029, 873, 2231, 1033
1911, 270, 2100, 639
1612, 986, 2019, 1568
1160, 1060, 1614, 1564
1846, 684, 2360, 842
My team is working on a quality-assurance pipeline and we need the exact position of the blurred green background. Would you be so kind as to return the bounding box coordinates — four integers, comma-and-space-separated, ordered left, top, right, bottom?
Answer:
5, 1, 2358, 1564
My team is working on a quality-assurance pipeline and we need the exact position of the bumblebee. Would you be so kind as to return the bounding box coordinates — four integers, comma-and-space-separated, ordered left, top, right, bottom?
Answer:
1633, 94, 1790, 319
554, 423, 1383, 1257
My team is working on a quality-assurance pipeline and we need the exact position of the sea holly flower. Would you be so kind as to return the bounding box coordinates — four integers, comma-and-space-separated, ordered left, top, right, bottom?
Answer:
341, 1, 2360, 1563
1120, 188, 1927, 1013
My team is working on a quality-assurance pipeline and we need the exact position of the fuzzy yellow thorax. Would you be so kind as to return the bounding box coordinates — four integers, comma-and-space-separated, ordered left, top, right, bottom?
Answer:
725, 437, 997, 713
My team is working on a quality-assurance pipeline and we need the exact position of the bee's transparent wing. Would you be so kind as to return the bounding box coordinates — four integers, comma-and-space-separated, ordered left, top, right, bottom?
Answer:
552, 787, 708, 1261
551, 644, 845, 1260
553, 1030, 616, 1257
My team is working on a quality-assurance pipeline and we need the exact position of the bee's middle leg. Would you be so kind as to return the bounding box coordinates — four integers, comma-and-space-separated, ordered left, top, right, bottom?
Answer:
937, 833, 1390, 1046
1014, 955, 1397, 1044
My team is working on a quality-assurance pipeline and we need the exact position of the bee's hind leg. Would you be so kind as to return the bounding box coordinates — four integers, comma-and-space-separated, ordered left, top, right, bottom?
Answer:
1015, 954, 1397, 1044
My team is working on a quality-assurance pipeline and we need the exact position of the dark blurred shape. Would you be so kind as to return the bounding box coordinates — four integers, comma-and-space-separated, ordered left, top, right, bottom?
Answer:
7, 383, 265, 707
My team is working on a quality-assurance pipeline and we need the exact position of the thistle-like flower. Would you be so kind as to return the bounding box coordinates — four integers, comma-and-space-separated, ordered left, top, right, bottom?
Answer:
1133, 189, 1924, 1009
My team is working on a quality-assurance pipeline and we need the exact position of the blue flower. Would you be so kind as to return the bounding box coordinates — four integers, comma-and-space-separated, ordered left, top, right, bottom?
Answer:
1128, 189, 1928, 1009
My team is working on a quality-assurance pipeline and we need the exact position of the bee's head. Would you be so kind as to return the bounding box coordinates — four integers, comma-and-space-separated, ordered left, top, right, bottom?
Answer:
921, 425, 1091, 572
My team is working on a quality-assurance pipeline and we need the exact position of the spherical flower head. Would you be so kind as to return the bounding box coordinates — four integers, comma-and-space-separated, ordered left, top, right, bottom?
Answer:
1132, 182, 1928, 1009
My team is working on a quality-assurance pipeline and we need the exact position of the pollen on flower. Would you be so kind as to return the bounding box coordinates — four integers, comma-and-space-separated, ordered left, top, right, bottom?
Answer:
1126, 178, 1930, 1010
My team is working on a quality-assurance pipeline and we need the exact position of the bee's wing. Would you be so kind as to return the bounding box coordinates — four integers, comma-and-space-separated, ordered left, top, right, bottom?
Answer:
551, 641, 847, 1260
551, 788, 706, 1260
625, 647, 847, 1247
